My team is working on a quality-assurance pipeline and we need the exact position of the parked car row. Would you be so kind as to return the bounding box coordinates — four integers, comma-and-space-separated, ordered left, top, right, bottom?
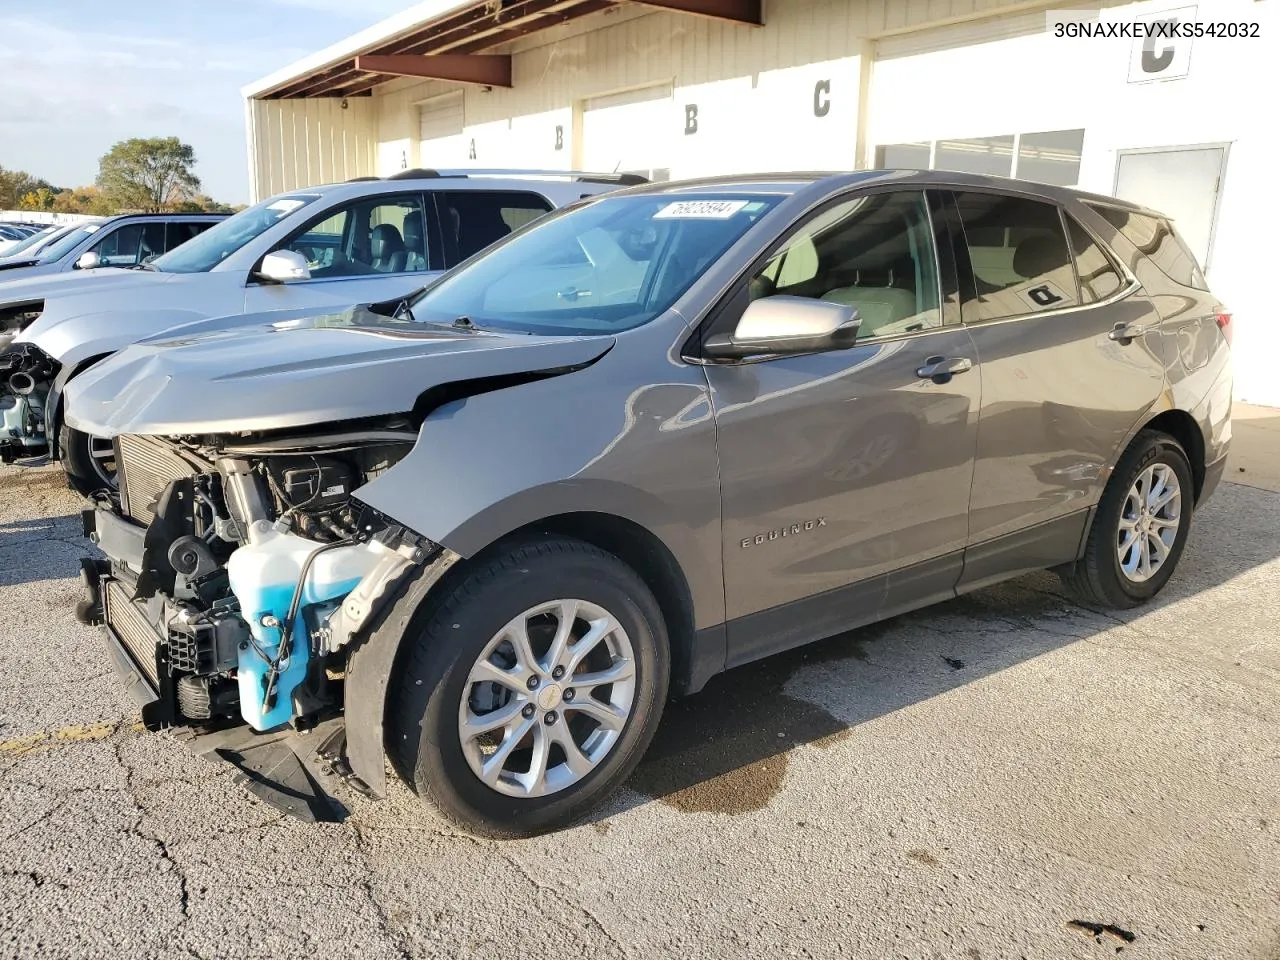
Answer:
0, 220, 46, 256
0, 167, 1232, 837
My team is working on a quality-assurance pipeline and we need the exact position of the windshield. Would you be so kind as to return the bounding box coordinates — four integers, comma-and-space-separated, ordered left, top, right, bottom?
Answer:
151, 194, 321, 274
36, 223, 102, 263
410, 194, 781, 335
1, 225, 58, 258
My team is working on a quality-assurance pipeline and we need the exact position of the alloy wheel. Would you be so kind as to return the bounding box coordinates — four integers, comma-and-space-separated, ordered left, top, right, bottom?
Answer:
87, 434, 118, 489
457, 599, 637, 798
1116, 462, 1182, 583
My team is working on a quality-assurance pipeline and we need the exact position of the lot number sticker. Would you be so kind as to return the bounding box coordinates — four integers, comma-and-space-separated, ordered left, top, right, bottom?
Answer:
654, 200, 749, 220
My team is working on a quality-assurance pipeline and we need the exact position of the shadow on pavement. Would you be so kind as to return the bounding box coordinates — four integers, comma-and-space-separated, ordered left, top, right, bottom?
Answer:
622, 478, 1279, 817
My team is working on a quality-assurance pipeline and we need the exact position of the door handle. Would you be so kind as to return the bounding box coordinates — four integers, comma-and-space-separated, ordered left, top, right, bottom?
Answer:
1108, 322, 1148, 343
916, 356, 973, 380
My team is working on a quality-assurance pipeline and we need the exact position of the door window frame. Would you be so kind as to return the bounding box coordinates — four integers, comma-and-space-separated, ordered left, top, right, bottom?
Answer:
682, 185, 957, 364
254, 191, 444, 284
946, 188, 1140, 329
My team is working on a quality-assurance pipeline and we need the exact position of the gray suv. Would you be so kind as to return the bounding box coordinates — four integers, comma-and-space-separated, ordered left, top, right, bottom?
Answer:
69, 170, 1231, 837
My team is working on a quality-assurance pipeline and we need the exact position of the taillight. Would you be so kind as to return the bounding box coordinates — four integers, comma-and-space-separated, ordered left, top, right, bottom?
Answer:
1215, 310, 1232, 347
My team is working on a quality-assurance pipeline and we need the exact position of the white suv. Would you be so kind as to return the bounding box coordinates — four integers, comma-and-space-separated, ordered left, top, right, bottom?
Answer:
0, 170, 641, 491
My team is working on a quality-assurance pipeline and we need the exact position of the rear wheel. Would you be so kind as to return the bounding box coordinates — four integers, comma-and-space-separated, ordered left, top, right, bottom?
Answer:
387, 538, 669, 837
1063, 430, 1194, 608
60, 425, 116, 498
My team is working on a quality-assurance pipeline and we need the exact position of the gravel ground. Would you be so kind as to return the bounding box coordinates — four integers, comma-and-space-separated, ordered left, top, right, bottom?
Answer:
1, 435, 1277, 960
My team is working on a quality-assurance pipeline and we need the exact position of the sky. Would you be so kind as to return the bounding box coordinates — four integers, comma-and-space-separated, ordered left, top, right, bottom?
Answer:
0, 0, 409, 204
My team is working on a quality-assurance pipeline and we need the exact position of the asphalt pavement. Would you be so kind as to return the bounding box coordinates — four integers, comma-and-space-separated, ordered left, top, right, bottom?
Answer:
1, 412, 1277, 959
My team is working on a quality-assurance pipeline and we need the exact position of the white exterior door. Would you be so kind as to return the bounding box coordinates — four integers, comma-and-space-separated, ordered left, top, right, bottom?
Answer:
1114, 146, 1226, 271
580, 84, 675, 181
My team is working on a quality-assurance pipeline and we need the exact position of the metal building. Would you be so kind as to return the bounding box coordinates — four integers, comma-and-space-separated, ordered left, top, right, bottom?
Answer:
243, 0, 1278, 404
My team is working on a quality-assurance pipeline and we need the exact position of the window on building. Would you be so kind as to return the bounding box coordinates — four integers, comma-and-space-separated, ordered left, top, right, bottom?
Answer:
751, 191, 941, 338
277, 193, 431, 277
875, 129, 1084, 186
438, 191, 553, 264
875, 143, 930, 169
936, 136, 1015, 177
1017, 130, 1085, 187
1088, 205, 1207, 290
955, 192, 1079, 320
1066, 216, 1123, 303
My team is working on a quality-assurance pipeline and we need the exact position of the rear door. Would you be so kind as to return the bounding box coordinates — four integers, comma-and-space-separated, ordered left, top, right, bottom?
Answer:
704, 188, 981, 665
435, 190, 554, 266
950, 189, 1165, 589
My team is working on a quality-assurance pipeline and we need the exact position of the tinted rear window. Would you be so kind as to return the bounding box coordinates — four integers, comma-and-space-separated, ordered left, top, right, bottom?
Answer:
954, 192, 1079, 320
1066, 217, 1124, 304
1089, 205, 1207, 290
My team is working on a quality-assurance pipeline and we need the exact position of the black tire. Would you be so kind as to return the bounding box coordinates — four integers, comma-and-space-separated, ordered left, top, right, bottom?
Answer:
60, 425, 116, 499
387, 538, 670, 838
1063, 430, 1195, 609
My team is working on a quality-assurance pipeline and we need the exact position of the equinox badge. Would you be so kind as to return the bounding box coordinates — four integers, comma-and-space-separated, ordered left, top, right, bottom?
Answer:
741, 517, 827, 549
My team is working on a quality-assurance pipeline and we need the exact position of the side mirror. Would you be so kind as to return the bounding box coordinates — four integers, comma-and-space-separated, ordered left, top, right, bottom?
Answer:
255, 250, 311, 284
703, 296, 861, 360
75, 251, 102, 270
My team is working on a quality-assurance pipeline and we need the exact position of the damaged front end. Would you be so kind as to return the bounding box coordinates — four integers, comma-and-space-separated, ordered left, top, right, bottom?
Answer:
0, 343, 57, 463
82, 423, 437, 819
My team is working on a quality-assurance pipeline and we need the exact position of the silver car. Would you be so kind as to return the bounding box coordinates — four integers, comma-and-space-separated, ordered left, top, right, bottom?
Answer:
0, 170, 641, 490
69, 170, 1231, 836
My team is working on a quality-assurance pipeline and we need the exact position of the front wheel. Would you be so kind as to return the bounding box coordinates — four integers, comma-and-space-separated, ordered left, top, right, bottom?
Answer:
1063, 430, 1194, 608
387, 538, 670, 837
60, 426, 117, 498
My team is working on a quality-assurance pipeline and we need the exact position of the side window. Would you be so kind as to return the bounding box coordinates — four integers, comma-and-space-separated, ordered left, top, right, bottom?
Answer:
276, 194, 430, 278
748, 191, 941, 338
954, 192, 1079, 320
1087, 205, 1207, 290
165, 222, 211, 252
1066, 217, 1124, 304
92, 223, 165, 266
439, 191, 553, 265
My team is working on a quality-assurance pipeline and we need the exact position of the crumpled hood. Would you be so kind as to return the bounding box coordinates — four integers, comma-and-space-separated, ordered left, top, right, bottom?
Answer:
0, 266, 169, 306
65, 304, 613, 437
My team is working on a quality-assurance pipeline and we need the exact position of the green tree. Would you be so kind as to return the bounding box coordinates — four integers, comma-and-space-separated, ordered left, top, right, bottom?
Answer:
96, 137, 200, 212
0, 166, 52, 209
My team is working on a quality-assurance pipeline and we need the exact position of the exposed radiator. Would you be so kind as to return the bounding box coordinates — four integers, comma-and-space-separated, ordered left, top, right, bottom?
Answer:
116, 435, 198, 523
104, 579, 161, 688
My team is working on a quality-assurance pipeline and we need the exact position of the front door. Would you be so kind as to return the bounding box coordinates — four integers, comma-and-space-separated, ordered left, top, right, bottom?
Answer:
703, 189, 981, 666
243, 192, 440, 315
950, 189, 1166, 587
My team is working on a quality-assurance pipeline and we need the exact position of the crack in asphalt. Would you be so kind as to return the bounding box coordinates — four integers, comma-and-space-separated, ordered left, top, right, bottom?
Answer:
352, 824, 416, 960
112, 730, 195, 938
489, 841, 632, 959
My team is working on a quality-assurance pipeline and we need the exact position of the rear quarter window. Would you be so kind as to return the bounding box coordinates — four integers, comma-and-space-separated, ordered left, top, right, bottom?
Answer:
1088, 205, 1207, 290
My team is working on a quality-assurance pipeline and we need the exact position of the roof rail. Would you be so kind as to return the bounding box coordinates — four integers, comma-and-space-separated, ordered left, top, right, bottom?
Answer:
385, 168, 649, 185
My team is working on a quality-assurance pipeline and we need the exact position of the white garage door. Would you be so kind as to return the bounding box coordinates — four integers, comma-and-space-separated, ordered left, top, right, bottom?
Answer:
869, 13, 1088, 185
418, 92, 468, 167
581, 84, 674, 182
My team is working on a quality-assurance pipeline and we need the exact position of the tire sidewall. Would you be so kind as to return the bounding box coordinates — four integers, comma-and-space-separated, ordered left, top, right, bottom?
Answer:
401, 544, 669, 836
1098, 435, 1194, 603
